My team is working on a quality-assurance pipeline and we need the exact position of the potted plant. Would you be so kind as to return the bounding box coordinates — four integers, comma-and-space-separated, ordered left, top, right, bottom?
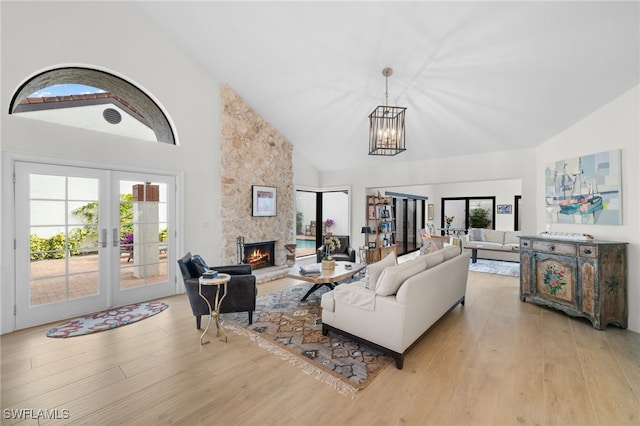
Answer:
469, 207, 491, 229
321, 236, 341, 270
324, 218, 335, 235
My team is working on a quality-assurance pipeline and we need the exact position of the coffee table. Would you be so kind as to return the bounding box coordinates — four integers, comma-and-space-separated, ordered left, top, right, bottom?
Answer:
288, 261, 366, 302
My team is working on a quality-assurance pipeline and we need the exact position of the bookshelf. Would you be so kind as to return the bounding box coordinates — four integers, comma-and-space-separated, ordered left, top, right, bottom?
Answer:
365, 194, 397, 263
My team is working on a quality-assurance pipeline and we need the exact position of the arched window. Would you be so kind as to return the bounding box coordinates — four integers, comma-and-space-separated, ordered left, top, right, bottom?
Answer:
9, 67, 175, 144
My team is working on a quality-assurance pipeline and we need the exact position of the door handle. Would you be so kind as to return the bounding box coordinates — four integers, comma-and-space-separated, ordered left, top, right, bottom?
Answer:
113, 229, 119, 247
100, 229, 107, 248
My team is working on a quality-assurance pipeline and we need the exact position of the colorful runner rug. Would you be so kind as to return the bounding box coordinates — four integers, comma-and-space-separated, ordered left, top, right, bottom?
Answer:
222, 285, 392, 398
46, 301, 169, 338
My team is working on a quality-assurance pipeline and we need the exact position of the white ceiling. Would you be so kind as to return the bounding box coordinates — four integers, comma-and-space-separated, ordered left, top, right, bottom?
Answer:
133, 1, 639, 172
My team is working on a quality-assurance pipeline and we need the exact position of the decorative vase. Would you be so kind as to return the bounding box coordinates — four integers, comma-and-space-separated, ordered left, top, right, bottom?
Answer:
322, 258, 335, 270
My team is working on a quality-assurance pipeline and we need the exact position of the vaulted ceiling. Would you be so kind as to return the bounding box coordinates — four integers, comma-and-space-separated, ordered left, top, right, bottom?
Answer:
133, 1, 639, 171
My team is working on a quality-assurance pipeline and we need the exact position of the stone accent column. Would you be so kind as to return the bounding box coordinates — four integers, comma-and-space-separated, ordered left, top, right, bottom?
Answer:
133, 183, 159, 278
220, 85, 295, 266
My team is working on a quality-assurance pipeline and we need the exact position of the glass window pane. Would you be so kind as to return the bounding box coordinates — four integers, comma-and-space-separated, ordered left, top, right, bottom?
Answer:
322, 191, 348, 236
31, 200, 65, 225
295, 190, 317, 258
68, 200, 99, 225
443, 200, 466, 232
469, 199, 494, 229
30, 174, 65, 199
30, 276, 66, 306
68, 272, 99, 299
68, 176, 99, 200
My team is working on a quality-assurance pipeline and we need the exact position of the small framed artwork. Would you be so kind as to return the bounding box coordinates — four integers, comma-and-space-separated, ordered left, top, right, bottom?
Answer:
368, 242, 376, 249
368, 205, 376, 219
427, 204, 434, 220
497, 204, 512, 214
252, 185, 277, 217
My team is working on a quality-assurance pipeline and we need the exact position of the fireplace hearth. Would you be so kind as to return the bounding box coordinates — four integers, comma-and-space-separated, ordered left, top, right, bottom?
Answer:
243, 240, 276, 270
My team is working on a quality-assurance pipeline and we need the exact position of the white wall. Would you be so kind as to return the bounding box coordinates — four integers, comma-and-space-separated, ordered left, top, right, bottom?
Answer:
0, 2, 224, 333
322, 149, 536, 249
536, 86, 640, 332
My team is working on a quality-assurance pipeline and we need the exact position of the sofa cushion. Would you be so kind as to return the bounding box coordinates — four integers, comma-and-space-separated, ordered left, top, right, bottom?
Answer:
504, 231, 521, 245
375, 258, 426, 296
441, 245, 460, 261
424, 251, 445, 269
367, 251, 397, 289
468, 228, 484, 241
335, 280, 376, 310
465, 241, 504, 250
483, 230, 505, 244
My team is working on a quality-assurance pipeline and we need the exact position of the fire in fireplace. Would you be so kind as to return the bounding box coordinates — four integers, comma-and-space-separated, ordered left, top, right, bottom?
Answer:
243, 241, 275, 270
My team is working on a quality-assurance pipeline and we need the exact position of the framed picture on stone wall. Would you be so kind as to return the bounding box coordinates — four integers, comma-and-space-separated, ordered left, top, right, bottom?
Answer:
252, 185, 277, 217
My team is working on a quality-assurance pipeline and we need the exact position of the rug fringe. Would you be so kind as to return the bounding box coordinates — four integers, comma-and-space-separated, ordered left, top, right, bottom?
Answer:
224, 322, 359, 399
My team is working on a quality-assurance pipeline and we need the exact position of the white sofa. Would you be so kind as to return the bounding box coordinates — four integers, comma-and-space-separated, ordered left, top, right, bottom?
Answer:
462, 228, 521, 263
321, 246, 470, 369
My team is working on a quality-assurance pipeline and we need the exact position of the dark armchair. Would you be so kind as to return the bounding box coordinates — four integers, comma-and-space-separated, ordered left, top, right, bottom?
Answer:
177, 252, 257, 329
316, 235, 356, 263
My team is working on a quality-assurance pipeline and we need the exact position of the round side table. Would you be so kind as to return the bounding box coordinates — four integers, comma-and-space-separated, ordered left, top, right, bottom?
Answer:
198, 273, 231, 345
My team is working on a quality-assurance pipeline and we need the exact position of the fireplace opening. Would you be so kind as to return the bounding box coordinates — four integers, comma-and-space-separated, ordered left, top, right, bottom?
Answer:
243, 241, 275, 270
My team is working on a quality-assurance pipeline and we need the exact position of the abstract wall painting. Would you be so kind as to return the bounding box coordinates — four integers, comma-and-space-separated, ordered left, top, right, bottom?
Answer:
545, 149, 621, 225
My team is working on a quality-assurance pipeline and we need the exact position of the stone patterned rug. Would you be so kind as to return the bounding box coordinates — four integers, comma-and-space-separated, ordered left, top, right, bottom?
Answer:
468, 259, 520, 277
222, 285, 392, 398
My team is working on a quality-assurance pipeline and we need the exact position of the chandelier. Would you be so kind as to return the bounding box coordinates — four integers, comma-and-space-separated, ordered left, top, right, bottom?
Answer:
368, 67, 406, 156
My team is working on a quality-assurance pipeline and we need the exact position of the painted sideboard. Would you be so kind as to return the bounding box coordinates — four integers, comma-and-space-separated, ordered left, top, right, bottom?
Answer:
519, 236, 627, 330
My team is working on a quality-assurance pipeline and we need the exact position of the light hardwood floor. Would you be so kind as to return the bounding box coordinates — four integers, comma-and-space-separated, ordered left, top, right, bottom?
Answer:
2, 272, 639, 425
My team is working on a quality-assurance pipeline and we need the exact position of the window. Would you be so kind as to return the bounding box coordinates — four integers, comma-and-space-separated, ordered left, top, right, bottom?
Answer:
295, 188, 350, 258
441, 197, 496, 232
9, 67, 175, 144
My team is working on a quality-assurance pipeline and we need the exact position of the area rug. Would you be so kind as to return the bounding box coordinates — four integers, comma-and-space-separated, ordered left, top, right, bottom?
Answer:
222, 285, 393, 398
469, 259, 520, 277
46, 301, 169, 338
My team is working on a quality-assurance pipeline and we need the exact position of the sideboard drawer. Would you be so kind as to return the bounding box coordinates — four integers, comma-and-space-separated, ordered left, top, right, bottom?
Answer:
578, 245, 597, 258
532, 240, 576, 256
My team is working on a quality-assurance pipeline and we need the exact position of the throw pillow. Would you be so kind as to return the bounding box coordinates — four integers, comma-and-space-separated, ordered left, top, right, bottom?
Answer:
367, 252, 396, 289
468, 228, 484, 241
420, 238, 439, 255
191, 255, 210, 276
375, 259, 426, 296
422, 236, 443, 250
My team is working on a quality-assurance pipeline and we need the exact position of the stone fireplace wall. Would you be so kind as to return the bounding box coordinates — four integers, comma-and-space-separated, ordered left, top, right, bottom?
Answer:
220, 85, 294, 266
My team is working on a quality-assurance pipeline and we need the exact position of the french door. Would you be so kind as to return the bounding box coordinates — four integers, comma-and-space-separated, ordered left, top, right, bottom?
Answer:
14, 162, 176, 329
